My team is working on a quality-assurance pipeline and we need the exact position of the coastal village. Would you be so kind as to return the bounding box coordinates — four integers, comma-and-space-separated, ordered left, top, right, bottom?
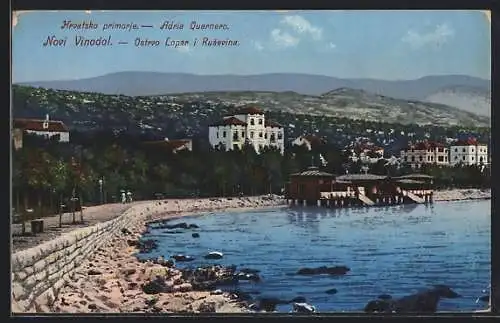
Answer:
11, 105, 491, 314
12, 106, 489, 213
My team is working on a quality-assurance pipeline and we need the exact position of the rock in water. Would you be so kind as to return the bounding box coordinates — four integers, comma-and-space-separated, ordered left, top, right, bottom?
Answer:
192, 233, 200, 238
171, 254, 195, 262
204, 251, 224, 260
325, 288, 338, 295
292, 302, 316, 313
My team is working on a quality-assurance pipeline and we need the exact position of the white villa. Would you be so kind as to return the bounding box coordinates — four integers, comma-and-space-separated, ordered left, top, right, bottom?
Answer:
208, 106, 284, 154
12, 114, 70, 150
449, 138, 488, 166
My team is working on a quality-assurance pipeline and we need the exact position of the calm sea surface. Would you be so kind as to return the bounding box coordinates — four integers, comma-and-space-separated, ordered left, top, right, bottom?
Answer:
139, 200, 491, 312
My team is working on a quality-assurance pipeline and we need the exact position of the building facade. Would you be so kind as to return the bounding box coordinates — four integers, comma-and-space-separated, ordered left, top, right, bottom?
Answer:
400, 141, 448, 168
449, 138, 488, 166
12, 115, 70, 150
208, 106, 284, 154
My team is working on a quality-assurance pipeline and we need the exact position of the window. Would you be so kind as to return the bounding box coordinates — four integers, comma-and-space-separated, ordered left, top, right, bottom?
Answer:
472, 148, 474, 153
233, 132, 238, 140
419, 156, 423, 161
404, 156, 408, 161
455, 156, 458, 160
259, 132, 263, 138
472, 156, 475, 161
411, 149, 414, 153
278, 133, 283, 140
427, 156, 431, 161
259, 145, 263, 151
270, 134, 276, 143
250, 119, 255, 126
462, 148, 466, 152
233, 144, 239, 150
411, 156, 415, 162
258, 119, 263, 125
438, 156, 444, 162
223, 131, 226, 138
445, 156, 448, 161
438, 148, 444, 152
462, 156, 466, 160
480, 157, 484, 162
431, 156, 434, 161
250, 132, 254, 138
264, 133, 267, 139
241, 131, 245, 138
216, 132, 219, 138
454, 148, 458, 152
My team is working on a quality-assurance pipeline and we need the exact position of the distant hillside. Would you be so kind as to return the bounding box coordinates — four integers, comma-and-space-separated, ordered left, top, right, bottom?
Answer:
165, 88, 490, 127
12, 85, 490, 130
424, 85, 491, 117
17, 72, 490, 104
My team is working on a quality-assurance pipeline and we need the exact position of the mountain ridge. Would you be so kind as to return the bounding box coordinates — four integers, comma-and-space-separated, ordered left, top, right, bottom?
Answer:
16, 71, 490, 99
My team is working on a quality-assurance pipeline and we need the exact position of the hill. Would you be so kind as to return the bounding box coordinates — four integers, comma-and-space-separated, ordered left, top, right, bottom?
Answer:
12, 85, 491, 156
424, 85, 491, 117
164, 88, 490, 127
17, 72, 490, 103
12, 85, 490, 130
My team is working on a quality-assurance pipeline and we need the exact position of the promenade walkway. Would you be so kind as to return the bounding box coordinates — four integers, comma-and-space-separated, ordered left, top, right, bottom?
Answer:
11, 202, 144, 253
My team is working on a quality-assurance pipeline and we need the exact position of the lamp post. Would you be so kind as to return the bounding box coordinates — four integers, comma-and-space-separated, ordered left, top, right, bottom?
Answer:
98, 178, 104, 205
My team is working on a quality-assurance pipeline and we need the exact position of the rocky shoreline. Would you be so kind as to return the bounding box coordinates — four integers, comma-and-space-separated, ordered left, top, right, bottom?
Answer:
17, 191, 490, 313
432, 188, 491, 202
49, 195, 286, 313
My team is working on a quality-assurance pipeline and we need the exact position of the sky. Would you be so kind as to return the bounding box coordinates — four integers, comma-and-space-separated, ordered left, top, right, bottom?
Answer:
12, 10, 491, 82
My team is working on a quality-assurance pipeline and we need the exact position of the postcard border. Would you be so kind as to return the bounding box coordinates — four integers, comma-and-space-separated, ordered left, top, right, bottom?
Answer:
8, 0, 499, 320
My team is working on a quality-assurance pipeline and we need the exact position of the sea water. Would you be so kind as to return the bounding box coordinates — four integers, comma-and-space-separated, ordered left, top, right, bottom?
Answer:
139, 200, 491, 312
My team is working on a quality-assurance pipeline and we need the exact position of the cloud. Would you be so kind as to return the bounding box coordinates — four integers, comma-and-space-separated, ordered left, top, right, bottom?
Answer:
255, 15, 324, 51
253, 41, 264, 51
270, 29, 300, 48
402, 23, 454, 49
176, 45, 192, 54
280, 15, 323, 40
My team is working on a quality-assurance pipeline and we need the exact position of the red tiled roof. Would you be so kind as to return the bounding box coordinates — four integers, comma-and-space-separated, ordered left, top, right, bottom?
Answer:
454, 138, 482, 146
210, 117, 247, 127
14, 118, 69, 132
265, 120, 282, 128
236, 106, 264, 115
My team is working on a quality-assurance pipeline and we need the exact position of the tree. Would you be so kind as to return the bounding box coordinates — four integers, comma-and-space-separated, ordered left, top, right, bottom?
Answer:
49, 159, 70, 227
25, 149, 52, 218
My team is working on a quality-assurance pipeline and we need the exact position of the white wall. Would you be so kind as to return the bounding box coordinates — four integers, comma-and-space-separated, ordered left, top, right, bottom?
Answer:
25, 130, 70, 142
209, 113, 284, 154
450, 145, 488, 165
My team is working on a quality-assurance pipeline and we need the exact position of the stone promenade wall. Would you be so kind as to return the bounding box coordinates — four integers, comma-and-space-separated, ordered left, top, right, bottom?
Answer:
11, 201, 164, 313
